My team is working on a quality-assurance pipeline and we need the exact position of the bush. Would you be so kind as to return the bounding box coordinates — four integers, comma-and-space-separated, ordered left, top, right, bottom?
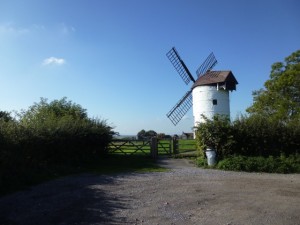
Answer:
231, 115, 299, 156
195, 157, 208, 167
0, 98, 115, 194
10, 98, 115, 165
195, 115, 234, 159
195, 114, 300, 158
216, 155, 300, 173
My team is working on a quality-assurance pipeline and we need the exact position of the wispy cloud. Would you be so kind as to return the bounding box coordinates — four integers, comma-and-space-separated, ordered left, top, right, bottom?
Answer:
42, 57, 66, 66
0, 22, 30, 36
60, 23, 75, 35
32, 24, 46, 31
0, 22, 76, 37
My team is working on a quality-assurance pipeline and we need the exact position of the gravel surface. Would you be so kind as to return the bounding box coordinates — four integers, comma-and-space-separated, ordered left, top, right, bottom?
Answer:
1, 157, 300, 225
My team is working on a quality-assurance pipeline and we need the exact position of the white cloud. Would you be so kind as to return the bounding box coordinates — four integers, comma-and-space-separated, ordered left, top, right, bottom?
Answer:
42, 57, 66, 66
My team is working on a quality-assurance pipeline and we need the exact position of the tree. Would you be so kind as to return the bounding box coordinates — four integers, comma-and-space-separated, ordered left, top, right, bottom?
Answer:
157, 133, 166, 139
137, 129, 157, 140
0, 111, 13, 122
145, 130, 157, 138
247, 50, 300, 123
19, 97, 88, 126
137, 129, 146, 140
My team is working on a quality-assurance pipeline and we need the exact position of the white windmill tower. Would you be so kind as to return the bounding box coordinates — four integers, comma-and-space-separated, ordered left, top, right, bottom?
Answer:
166, 47, 238, 136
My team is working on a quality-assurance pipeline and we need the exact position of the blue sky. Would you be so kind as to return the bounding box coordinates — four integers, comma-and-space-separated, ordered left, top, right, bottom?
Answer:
0, 0, 299, 135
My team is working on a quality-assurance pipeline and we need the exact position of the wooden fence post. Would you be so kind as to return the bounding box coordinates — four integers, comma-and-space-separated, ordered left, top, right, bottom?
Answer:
172, 137, 178, 154
151, 137, 158, 159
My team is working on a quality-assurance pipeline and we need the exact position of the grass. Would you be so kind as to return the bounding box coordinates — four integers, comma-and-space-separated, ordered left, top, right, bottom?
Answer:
177, 139, 196, 150
0, 155, 167, 196
174, 139, 197, 157
86, 155, 168, 174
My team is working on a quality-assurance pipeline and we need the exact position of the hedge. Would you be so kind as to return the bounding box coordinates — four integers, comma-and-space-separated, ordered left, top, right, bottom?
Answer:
195, 115, 300, 158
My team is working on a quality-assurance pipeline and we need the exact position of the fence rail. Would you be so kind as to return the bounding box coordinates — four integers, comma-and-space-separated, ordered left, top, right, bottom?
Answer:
158, 140, 172, 155
107, 139, 151, 155
107, 138, 196, 158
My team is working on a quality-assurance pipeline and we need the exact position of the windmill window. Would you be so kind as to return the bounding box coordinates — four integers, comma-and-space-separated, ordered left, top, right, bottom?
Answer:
213, 99, 217, 105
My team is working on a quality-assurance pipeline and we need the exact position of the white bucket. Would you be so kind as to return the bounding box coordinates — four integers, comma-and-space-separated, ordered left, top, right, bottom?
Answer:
206, 149, 216, 166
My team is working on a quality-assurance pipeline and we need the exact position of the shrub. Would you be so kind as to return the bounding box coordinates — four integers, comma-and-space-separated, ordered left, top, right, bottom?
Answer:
216, 155, 300, 173
195, 115, 235, 159
0, 98, 115, 194
195, 114, 300, 158
231, 115, 300, 156
195, 157, 208, 167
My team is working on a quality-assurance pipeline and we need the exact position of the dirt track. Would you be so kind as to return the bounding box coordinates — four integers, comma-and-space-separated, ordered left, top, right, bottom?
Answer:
0, 157, 300, 225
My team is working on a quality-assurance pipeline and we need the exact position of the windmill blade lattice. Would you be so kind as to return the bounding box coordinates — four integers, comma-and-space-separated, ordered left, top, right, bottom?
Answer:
196, 52, 217, 77
166, 47, 195, 85
166, 90, 193, 126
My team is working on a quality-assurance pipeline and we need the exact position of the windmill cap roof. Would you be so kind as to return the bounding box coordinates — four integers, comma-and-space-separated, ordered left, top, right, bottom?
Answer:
192, 70, 238, 90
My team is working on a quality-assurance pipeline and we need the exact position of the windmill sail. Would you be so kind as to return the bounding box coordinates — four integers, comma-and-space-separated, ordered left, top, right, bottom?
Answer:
166, 47, 195, 84
166, 90, 193, 126
196, 52, 217, 77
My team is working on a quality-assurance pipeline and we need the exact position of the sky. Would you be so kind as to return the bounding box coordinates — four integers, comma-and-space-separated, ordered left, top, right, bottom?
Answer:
0, 0, 299, 135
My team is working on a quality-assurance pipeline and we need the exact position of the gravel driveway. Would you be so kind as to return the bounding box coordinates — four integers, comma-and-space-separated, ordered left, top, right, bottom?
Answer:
0, 157, 299, 225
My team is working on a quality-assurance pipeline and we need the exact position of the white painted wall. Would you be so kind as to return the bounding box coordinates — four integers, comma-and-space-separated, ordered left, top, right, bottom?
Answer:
192, 85, 230, 127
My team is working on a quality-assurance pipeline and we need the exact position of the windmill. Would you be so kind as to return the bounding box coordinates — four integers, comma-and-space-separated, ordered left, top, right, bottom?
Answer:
166, 47, 238, 129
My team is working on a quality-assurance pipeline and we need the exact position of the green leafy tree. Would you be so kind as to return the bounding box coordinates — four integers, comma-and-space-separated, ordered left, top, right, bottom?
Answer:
247, 50, 300, 123
0, 111, 13, 122
157, 133, 166, 139
19, 97, 87, 126
145, 130, 157, 138
137, 129, 146, 140
137, 129, 157, 140
16, 97, 115, 161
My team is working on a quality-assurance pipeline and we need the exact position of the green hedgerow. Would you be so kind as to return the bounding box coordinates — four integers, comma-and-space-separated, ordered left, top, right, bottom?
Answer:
216, 155, 300, 173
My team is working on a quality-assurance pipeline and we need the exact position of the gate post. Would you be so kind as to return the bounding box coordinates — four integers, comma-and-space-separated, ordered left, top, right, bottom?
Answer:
172, 137, 178, 154
151, 137, 158, 159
